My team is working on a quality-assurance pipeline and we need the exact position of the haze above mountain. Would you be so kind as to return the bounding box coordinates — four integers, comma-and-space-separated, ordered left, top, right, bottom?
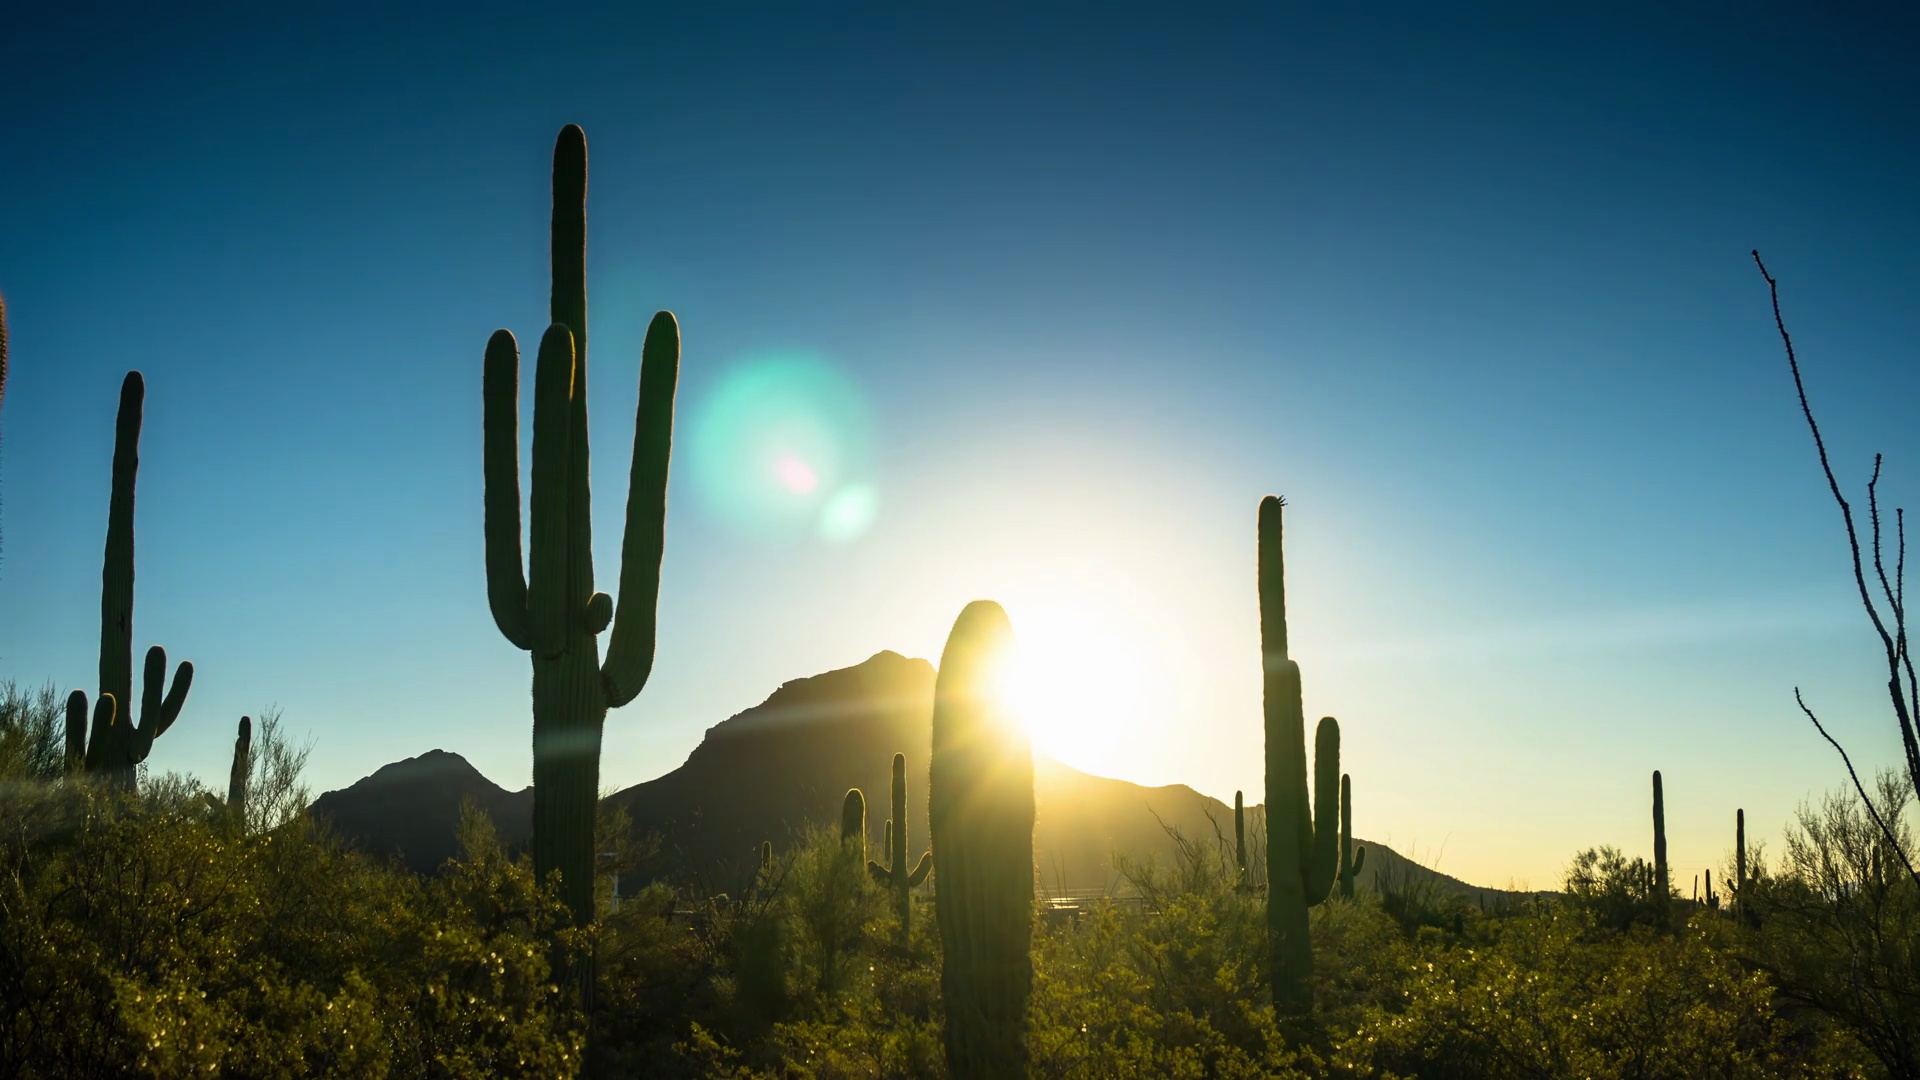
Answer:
312, 651, 1519, 901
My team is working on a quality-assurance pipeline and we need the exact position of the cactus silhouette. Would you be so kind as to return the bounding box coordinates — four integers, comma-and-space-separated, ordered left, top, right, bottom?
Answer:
1704, 867, 1718, 911
841, 787, 867, 848
227, 716, 252, 822
869, 752, 933, 942
482, 125, 679, 936
0, 294, 8, 576
63, 691, 112, 775
1652, 770, 1670, 918
1259, 495, 1341, 1012
63, 373, 194, 788
1339, 773, 1366, 899
1736, 807, 1747, 922
929, 601, 1035, 1079
1234, 790, 1248, 887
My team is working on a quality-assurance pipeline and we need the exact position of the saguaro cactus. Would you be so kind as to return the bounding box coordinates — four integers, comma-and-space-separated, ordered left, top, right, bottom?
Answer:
1652, 771, 1670, 917
64, 373, 194, 788
228, 715, 252, 821
841, 788, 867, 848
929, 601, 1035, 1079
1234, 790, 1248, 886
1, 294, 8, 573
869, 752, 932, 940
1736, 807, 1747, 922
1259, 495, 1341, 1012
1339, 773, 1367, 899
482, 125, 679, 933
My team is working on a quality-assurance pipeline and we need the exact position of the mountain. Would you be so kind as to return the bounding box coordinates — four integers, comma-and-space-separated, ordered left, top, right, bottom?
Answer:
310, 652, 1522, 902
310, 748, 531, 874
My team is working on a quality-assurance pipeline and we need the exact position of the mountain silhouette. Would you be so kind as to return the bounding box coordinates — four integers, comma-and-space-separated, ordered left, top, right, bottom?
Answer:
311, 652, 1516, 900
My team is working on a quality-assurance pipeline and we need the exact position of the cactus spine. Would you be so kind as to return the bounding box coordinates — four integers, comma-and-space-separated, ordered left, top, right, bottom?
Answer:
1339, 773, 1366, 899
1652, 770, 1670, 917
929, 601, 1034, 1079
482, 125, 679, 934
841, 787, 866, 848
64, 372, 194, 788
1259, 495, 1340, 1012
868, 752, 932, 941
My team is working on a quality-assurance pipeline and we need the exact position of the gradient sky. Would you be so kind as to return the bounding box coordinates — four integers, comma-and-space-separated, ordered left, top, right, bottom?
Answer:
3, 4, 1918, 889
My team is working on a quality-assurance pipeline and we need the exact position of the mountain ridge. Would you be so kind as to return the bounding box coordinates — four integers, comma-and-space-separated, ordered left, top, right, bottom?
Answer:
310, 652, 1530, 902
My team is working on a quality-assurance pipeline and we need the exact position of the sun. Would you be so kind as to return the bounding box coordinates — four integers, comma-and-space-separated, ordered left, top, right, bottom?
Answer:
994, 592, 1162, 770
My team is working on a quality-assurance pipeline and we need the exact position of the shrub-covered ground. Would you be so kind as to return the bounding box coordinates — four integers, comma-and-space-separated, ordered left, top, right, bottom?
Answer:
0, 685, 1913, 1078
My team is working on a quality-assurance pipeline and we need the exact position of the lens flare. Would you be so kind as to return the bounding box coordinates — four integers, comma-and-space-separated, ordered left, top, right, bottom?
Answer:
689, 354, 878, 541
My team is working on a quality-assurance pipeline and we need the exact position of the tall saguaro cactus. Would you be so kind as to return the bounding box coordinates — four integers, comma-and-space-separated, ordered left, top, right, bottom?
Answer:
869, 752, 932, 941
929, 601, 1035, 1079
1259, 495, 1341, 1012
227, 715, 253, 822
1, 294, 9, 574
1339, 773, 1366, 899
1234, 790, 1249, 887
64, 372, 194, 788
1736, 807, 1747, 922
482, 124, 680, 933
1652, 771, 1670, 917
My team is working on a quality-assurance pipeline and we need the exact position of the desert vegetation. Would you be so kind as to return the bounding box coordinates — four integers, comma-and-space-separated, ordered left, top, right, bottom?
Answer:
0, 127, 1915, 1078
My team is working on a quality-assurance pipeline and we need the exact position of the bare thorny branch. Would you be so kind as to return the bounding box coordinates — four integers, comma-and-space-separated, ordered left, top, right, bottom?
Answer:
1754, 250, 1920, 889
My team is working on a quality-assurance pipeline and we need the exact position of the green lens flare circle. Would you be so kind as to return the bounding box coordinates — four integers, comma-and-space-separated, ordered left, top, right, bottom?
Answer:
689, 354, 879, 543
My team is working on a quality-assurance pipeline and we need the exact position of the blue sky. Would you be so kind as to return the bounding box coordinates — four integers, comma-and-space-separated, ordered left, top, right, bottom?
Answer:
3, 3, 1917, 887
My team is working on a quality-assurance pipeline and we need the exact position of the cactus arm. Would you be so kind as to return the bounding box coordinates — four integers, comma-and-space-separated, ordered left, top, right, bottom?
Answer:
84, 693, 117, 773
64, 690, 89, 773
868, 861, 893, 884
1305, 716, 1341, 903
482, 329, 532, 650
526, 325, 578, 658
1352, 847, 1365, 878
602, 311, 680, 707
140, 645, 193, 741
906, 851, 932, 888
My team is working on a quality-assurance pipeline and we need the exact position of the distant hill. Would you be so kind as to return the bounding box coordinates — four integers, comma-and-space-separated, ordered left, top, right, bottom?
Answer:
310, 652, 1525, 903
310, 749, 531, 874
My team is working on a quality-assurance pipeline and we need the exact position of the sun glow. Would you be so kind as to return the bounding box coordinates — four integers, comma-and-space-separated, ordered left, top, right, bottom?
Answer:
994, 592, 1165, 770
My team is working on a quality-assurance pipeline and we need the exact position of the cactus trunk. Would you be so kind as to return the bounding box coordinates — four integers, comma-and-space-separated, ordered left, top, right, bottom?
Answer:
1652, 770, 1669, 919
1339, 773, 1365, 899
1260, 496, 1340, 1013
929, 601, 1034, 1079
482, 124, 678, 946
1234, 790, 1248, 887
1736, 807, 1746, 922
227, 715, 252, 826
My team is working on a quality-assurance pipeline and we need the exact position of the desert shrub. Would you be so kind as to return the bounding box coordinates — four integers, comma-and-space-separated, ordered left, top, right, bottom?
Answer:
0, 680, 63, 784
1562, 844, 1673, 933
1332, 908, 1840, 1079
1745, 772, 1920, 1079
0, 775, 584, 1078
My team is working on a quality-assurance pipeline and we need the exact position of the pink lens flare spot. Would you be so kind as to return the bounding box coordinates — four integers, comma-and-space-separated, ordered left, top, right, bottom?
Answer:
773, 453, 818, 495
